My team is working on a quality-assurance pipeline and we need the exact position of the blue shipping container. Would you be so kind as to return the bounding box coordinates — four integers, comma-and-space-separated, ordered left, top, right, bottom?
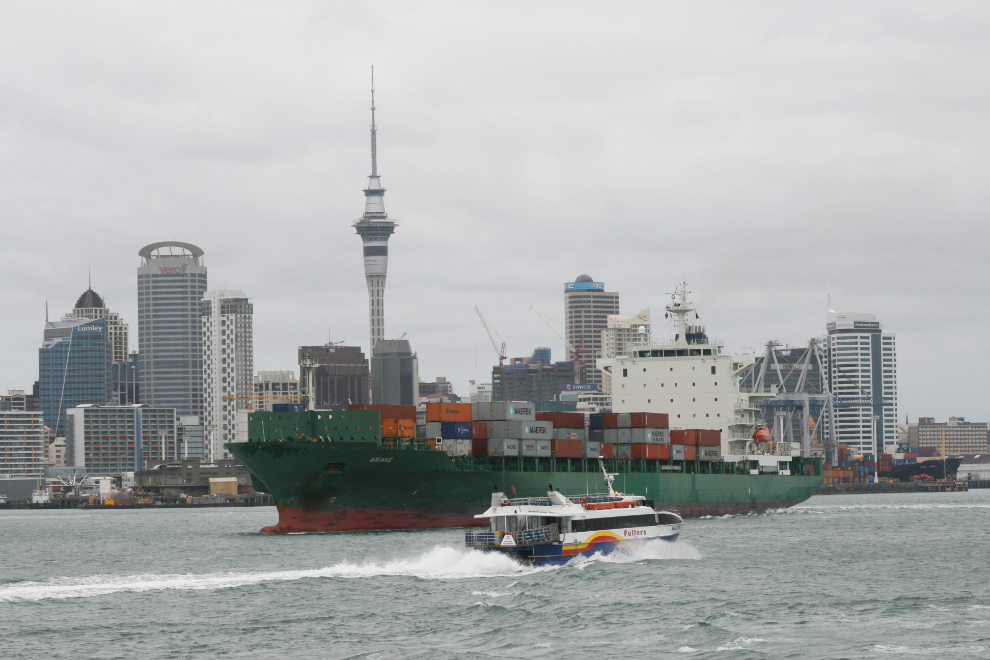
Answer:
589, 414, 604, 430
441, 421, 473, 439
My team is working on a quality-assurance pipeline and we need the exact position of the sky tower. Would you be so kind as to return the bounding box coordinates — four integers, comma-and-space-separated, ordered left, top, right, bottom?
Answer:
353, 69, 397, 355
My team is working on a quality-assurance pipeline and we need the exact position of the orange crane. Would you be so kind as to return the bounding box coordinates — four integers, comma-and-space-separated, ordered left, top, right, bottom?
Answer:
475, 305, 507, 367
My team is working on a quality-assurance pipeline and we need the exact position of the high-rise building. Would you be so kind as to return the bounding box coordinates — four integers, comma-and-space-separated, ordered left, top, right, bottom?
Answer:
353, 74, 398, 357
110, 352, 140, 405
178, 415, 205, 459
823, 312, 898, 454
252, 371, 301, 412
201, 290, 253, 460
492, 348, 577, 402
564, 275, 619, 387
916, 417, 988, 455
418, 377, 454, 397
39, 317, 111, 438
600, 309, 651, 394
297, 346, 370, 409
64, 285, 129, 364
138, 242, 207, 418
0, 411, 46, 477
468, 380, 492, 405
370, 339, 418, 405
1, 389, 28, 411
65, 404, 177, 473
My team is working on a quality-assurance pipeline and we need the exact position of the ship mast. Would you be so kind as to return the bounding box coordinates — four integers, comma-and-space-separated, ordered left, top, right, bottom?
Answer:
666, 281, 695, 347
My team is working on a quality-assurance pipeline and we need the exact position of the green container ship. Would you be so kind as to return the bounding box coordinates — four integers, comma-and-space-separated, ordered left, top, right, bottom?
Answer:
226, 409, 822, 533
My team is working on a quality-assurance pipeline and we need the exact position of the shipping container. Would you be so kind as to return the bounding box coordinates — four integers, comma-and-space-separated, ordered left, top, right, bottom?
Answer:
551, 438, 582, 458
490, 401, 536, 421
397, 419, 415, 438
472, 402, 492, 421
425, 422, 442, 439
471, 421, 488, 440
631, 428, 668, 444
536, 440, 551, 457
472, 438, 488, 457
616, 444, 632, 459
589, 413, 604, 430
684, 445, 697, 461
602, 413, 619, 429
697, 429, 721, 446
670, 444, 685, 460
552, 427, 585, 440
600, 442, 614, 459
617, 428, 632, 444
589, 428, 604, 443
698, 446, 722, 461
350, 404, 416, 420
441, 439, 457, 455
382, 419, 398, 438
416, 424, 426, 438
603, 428, 618, 444
425, 402, 472, 422
520, 440, 539, 457
629, 412, 669, 429
583, 441, 601, 458
617, 413, 632, 428
455, 439, 472, 456
487, 420, 553, 440
440, 421, 472, 439
670, 430, 696, 446
631, 443, 663, 459
655, 444, 671, 460
487, 439, 519, 457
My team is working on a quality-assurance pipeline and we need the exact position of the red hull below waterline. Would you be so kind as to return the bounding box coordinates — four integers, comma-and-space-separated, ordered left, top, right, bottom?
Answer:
258, 500, 806, 534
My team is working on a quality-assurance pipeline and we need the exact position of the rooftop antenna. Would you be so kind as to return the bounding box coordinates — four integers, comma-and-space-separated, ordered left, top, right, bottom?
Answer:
45, 301, 49, 323
88, 267, 91, 290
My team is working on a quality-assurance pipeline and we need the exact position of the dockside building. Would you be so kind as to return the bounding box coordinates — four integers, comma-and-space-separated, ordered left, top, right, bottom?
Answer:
0, 411, 47, 477
65, 404, 177, 474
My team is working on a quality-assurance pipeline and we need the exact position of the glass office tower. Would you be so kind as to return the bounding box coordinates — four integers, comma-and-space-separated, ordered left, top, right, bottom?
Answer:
39, 317, 111, 438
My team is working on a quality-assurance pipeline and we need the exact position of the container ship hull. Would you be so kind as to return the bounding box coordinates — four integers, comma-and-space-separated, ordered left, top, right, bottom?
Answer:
227, 441, 822, 534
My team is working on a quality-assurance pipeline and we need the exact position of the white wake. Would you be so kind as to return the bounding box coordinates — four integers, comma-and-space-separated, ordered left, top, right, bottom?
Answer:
0, 546, 544, 603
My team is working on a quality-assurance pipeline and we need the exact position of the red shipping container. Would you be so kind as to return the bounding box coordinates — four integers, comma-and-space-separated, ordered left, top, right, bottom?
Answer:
602, 413, 619, 429
382, 419, 398, 437
551, 438, 582, 458
656, 444, 670, 460
556, 412, 585, 428
536, 412, 556, 424
471, 439, 488, 457
426, 402, 472, 422
471, 422, 488, 440
672, 430, 699, 446
905, 452, 919, 459
631, 443, 661, 459
684, 445, 697, 461
697, 429, 721, 446
629, 412, 669, 429
599, 442, 614, 459
669, 430, 686, 445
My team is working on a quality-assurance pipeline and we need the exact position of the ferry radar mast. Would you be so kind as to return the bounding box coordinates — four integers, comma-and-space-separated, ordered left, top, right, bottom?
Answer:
598, 458, 618, 496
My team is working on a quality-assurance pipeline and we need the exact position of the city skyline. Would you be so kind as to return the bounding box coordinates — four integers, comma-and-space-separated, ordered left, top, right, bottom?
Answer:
0, 4, 987, 423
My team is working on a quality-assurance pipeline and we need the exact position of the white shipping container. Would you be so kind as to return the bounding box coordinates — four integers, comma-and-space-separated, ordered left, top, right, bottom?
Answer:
698, 446, 722, 461
536, 440, 551, 457
553, 427, 586, 440
491, 401, 536, 421
670, 444, 685, 460
583, 441, 601, 458
455, 439, 473, 456
425, 422, 442, 438
488, 439, 519, 456
617, 428, 632, 444
632, 428, 669, 444
441, 439, 457, 455
520, 440, 538, 456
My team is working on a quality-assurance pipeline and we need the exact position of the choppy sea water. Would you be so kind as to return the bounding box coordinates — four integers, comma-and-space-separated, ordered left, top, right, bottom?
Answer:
2, 490, 988, 659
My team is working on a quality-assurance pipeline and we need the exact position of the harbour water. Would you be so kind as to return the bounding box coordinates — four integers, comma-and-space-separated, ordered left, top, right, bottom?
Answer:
2, 490, 988, 659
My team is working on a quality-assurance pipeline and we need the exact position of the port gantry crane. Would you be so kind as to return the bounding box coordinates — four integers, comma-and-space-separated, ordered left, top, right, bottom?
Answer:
474, 305, 507, 368
530, 306, 585, 384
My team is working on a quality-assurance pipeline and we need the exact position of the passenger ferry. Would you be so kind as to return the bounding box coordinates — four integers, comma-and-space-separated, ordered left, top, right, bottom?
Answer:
465, 462, 683, 565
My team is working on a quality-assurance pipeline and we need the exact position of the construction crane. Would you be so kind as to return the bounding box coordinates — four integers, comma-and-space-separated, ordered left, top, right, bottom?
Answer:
475, 305, 507, 367
530, 306, 585, 383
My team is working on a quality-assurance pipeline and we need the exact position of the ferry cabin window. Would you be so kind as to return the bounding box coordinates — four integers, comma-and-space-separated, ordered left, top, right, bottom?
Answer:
570, 513, 658, 533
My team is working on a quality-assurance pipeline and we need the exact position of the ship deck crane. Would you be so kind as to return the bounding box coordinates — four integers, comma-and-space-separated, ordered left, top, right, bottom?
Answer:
475, 306, 507, 367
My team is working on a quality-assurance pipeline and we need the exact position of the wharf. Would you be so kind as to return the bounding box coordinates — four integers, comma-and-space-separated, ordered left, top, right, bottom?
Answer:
816, 481, 969, 495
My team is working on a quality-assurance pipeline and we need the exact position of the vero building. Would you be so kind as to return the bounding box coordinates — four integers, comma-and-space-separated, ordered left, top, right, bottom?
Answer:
137, 242, 207, 418
564, 275, 619, 387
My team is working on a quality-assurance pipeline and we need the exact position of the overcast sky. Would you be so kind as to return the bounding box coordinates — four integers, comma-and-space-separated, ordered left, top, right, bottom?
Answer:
1, 2, 987, 423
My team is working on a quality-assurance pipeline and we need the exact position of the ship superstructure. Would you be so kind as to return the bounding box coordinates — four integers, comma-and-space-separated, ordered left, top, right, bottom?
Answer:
353, 69, 397, 355
598, 282, 773, 455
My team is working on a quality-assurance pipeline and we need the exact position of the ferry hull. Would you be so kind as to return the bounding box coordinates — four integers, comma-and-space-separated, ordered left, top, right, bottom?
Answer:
228, 441, 822, 534
491, 534, 681, 566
